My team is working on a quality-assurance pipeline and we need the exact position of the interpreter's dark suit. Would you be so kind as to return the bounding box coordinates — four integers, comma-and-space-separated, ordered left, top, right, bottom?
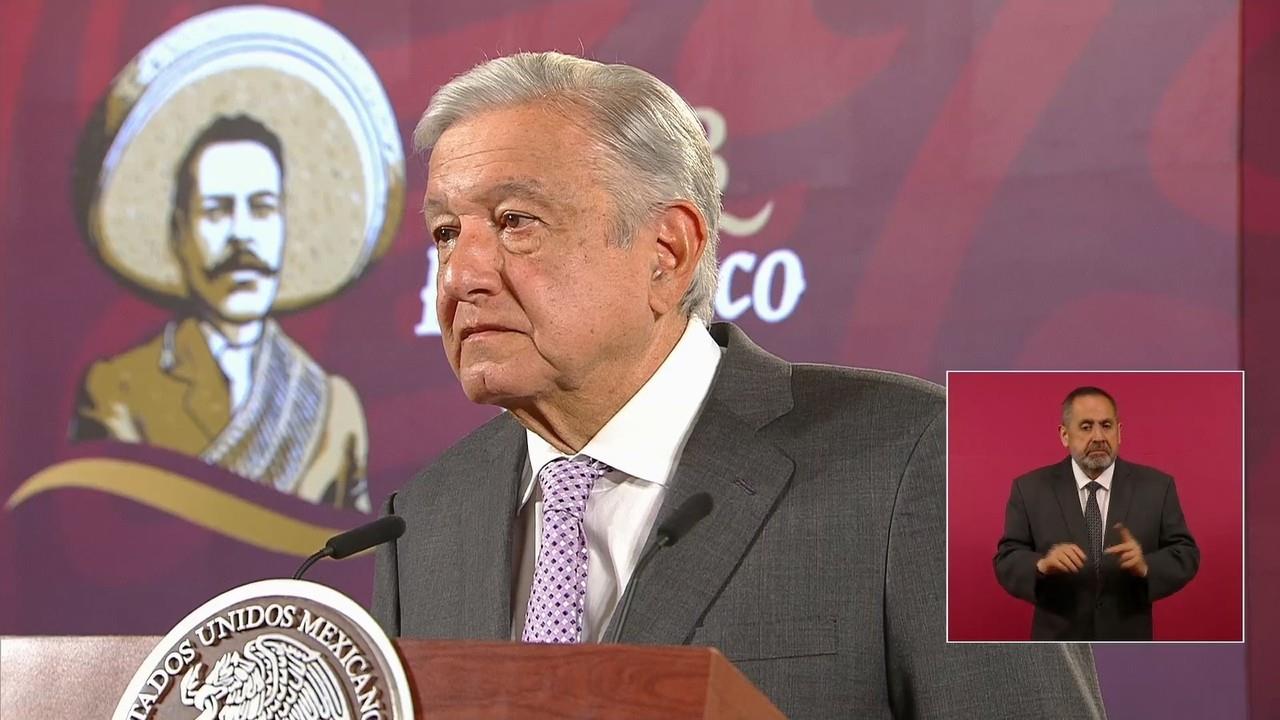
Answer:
994, 457, 1199, 641
374, 324, 1105, 719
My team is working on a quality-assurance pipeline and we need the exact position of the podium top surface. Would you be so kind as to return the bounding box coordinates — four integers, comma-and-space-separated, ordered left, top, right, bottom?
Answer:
1, 636, 784, 719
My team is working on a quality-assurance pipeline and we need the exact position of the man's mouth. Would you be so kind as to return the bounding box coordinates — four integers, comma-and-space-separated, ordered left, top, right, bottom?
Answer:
459, 324, 512, 342
228, 273, 263, 291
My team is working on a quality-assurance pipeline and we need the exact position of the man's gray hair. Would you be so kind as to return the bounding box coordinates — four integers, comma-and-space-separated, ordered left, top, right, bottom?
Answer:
414, 52, 721, 322
1060, 386, 1118, 425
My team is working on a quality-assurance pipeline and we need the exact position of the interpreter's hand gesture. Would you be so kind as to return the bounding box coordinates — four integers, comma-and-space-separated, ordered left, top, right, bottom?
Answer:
1105, 523, 1148, 578
1036, 543, 1086, 576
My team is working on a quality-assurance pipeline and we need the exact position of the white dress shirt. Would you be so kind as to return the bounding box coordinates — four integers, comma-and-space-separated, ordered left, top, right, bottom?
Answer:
511, 318, 722, 642
1071, 457, 1114, 527
199, 322, 256, 412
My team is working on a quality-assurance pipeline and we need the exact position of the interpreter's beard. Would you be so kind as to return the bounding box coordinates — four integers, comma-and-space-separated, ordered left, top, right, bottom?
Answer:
1078, 444, 1115, 473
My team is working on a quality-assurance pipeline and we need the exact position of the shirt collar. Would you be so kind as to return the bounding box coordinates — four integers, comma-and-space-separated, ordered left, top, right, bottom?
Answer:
522, 317, 722, 503
1071, 456, 1116, 492
198, 321, 231, 359
197, 320, 260, 359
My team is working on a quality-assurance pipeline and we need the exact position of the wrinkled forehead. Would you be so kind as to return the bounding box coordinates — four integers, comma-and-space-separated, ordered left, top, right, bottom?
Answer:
1067, 394, 1118, 424
423, 178, 557, 219
424, 104, 612, 208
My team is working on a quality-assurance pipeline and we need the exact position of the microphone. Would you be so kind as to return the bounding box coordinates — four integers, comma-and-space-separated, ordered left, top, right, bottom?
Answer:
605, 492, 713, 644
293, 515, 406, 580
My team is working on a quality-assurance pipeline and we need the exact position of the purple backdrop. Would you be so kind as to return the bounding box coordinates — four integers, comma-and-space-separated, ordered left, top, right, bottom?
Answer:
0, 0, 1252, 716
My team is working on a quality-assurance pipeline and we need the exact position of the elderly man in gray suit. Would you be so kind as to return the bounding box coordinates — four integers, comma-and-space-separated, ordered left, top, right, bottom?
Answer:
373, 51, 1106, 718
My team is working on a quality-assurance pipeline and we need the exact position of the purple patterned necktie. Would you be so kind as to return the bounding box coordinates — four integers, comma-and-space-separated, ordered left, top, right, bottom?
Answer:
522, 456, 609, 643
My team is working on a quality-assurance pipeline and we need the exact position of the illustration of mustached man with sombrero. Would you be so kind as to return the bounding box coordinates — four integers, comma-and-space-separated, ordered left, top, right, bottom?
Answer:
68, 7, 404, 512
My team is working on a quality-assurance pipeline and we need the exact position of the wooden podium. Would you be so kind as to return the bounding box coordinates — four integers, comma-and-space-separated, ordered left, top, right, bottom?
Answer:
1, 636, 785, 718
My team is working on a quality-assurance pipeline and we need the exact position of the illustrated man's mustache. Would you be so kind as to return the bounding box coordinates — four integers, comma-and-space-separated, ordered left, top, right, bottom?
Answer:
205, 248, 277, 279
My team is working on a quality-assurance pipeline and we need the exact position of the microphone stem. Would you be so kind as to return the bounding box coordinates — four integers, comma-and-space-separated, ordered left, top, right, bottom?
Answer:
292, 549, 331, 580
605, 535, 670, 644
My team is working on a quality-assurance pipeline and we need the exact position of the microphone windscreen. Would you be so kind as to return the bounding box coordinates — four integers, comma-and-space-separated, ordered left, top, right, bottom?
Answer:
657, 492, 713, 545
325, 515, 406, 559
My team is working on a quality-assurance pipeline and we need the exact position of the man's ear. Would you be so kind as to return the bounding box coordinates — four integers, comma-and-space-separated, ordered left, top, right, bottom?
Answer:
169, 207, 183, 236
168, 208, 196, 284
169, 209, 187, 255
1059, 425, 1069, 448
648, 200, 707, 316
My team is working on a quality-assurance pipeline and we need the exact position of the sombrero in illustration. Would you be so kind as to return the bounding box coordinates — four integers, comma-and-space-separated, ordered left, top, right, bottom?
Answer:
64, 5, 404, 512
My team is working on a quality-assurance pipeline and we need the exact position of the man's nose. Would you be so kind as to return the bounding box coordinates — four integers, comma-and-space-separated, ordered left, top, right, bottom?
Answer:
439, 224, 502, 301
229, 200, 253, 242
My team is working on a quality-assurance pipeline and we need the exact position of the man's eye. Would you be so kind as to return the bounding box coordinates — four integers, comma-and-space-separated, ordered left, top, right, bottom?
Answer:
433, 226, 459, 245
250, 201, 278, 218
500, 212, 533, 230
201, 202, 229, 220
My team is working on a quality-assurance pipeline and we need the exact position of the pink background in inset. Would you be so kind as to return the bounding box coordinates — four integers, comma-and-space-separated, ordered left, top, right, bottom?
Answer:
946, 371, 1243, 642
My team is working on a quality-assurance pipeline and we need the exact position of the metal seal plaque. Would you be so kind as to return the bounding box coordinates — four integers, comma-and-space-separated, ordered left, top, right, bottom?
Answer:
112, 580, 413, 719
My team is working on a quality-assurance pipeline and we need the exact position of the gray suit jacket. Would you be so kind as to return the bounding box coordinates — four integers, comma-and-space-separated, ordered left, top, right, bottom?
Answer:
374, 323, 1106, 719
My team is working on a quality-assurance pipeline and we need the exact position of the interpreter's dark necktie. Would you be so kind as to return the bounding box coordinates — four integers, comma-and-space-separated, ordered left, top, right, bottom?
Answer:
1084, 481, 1104, 589
522, 457, 610, 643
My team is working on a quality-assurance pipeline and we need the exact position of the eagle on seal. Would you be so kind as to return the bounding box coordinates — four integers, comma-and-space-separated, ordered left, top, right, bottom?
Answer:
179, 633, 349, 719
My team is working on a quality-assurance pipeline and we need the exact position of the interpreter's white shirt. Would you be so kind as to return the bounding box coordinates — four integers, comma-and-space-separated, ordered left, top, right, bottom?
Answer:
199, 322, 256, 412
1071, 457, 1114, 528
511, 318, 722, 642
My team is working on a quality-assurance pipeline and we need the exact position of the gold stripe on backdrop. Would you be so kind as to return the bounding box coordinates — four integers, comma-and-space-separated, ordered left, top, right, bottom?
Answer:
5, 458, 346, 557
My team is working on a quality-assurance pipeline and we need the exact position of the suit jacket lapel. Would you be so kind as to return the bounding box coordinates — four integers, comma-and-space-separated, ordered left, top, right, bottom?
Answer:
1105, 458, 1135, 544
166, 317, 232, 441
606, 323, 796, 644
1052, 458, 1091, 549
413, 414, 524, 640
